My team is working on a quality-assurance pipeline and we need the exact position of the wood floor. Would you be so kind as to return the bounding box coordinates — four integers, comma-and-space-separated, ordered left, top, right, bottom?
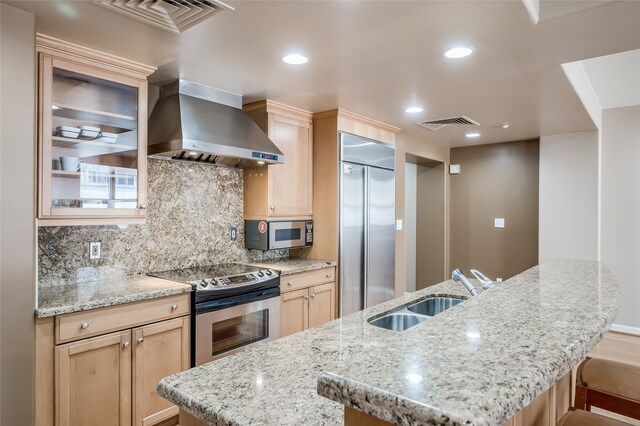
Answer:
586, 331, 640, 425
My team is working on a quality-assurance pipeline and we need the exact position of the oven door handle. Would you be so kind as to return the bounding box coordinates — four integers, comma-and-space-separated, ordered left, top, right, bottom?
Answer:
195, 286, 281, 315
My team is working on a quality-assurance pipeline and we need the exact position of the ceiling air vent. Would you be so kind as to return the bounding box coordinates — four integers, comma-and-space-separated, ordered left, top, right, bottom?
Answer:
417, 116, 480, 132
94, 0, 235, 35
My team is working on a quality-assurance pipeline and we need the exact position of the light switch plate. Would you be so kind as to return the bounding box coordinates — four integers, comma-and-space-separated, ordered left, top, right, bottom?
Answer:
494, 218, 505, 228
89, 242, 101, 260
396, 219, 403, 230
449, 164, 460, 175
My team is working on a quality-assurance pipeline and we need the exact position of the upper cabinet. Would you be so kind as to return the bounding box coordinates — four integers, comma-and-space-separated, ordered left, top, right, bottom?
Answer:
243, 101, 313, 220
36, 35, 155, 226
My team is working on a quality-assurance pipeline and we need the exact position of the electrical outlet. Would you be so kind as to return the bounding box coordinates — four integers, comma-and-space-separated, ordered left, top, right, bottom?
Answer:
230, 227, 237, 241
90, 242, 101, 260
496, 278, 503, 282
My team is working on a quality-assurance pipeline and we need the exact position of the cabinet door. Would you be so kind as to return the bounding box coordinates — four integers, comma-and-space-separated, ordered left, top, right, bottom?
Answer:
55, 330, 132, 426
308, 282, 336, 329
133, 317, 189, 426
268, 114, 313, 217
39, 53, 148, 224
281, 288, 309, 337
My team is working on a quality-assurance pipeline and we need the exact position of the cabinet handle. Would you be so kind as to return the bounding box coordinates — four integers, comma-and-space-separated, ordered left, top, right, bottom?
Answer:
123, 341, 130, 348
304, 295, 309, 300
80, 322, 89, 330
140, 204, 147, 209
326, 274, 331, 278
287, 282, 293, 286
137, 337, 144, 344
171, 303, 178, 310
270, 206, 275, 210
311, 294, 316, 298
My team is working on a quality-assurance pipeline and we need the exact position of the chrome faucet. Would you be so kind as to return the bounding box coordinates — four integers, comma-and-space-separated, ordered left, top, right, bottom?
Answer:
470, 269, 496, 290
451, 268, 478, 296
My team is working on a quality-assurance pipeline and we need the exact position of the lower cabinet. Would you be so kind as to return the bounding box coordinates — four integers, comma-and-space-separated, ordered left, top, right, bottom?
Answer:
38, 294, 192, 426
55, 316, 189, 426
133, 317, 190, 426
280, 268, 336, 338
55, 330, 132, 426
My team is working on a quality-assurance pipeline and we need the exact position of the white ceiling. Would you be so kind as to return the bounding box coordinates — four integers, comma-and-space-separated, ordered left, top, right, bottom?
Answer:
4, 0, 640, 148
581, 49, 640, 110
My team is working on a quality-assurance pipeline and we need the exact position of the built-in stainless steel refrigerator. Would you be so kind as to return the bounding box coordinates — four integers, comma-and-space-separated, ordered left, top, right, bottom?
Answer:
339, 132, 396, 317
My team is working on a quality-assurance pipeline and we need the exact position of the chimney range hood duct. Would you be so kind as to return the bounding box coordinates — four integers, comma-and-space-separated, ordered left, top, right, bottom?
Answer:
148, 80, 284, 167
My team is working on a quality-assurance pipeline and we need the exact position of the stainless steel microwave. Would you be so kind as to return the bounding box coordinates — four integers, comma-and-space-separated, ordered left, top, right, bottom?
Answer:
245, 220, 313, 250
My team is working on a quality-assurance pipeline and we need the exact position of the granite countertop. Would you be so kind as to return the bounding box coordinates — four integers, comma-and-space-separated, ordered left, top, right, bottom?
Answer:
157, 260, 619, 426
243, 257, 336, 275
36, 275, 192, 318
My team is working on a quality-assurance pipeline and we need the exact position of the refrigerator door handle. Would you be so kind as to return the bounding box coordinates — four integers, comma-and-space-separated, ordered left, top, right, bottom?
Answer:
363, 166, 370, 309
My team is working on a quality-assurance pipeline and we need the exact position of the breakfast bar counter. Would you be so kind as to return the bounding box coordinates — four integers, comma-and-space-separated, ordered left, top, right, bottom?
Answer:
157, 260, 619, 426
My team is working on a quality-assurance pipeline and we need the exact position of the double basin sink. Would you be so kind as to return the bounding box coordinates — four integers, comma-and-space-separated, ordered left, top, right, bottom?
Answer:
369, 296, 464, 331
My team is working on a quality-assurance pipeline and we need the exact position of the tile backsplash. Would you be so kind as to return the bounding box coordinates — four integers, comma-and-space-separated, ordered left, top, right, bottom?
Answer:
38, 159, 285, 286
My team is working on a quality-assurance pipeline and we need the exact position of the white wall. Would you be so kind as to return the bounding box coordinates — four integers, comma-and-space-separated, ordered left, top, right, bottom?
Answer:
0, 4, 37, 424
601, 106, 640, 330
404, 163, 417, 293
539, 132, 598, 262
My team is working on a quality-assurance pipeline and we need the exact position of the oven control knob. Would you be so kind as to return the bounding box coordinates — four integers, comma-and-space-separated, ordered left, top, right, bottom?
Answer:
257, 271, 264, 277
201, 279, 208, 287
265, 270, 272, 276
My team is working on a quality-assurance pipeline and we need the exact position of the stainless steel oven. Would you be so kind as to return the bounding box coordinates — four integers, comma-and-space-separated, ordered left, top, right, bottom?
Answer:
245, 220, 313, 250
194, 286, 280, 364
150, 263, 280, 366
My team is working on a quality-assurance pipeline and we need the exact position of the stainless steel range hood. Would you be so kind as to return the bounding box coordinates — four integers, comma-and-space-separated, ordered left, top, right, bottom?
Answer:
148, 80, 284, 167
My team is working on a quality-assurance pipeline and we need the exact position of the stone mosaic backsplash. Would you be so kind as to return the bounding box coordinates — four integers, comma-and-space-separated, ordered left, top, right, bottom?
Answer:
38, 159, 286, 286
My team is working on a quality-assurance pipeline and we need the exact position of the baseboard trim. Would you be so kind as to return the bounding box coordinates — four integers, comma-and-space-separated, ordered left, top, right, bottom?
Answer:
610, 324, 640, 336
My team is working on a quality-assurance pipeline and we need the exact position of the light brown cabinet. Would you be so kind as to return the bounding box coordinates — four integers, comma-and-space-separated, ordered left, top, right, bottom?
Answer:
36, 35, 155, 226
36, 294, 190, 426
243, 100, 313, 220
55, 330, 132, 426
133, 317, 190, 426
280, 268, 336, 337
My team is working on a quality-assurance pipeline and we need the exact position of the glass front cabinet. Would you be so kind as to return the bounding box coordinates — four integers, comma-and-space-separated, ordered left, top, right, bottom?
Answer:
37, 36, 155, 225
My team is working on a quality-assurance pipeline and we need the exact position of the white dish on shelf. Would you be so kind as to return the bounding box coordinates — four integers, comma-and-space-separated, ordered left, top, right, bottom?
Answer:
79, 126, 101, 139
55, 126, 80, 138
99, 131, 118, 144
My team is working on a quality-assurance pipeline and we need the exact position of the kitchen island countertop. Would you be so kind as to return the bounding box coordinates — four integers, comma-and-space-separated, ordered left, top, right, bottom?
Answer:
157, 260, 619, 425
36, 275, 192, 318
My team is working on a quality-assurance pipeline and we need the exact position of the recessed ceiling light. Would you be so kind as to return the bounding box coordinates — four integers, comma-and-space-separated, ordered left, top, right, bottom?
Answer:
501, 123, 510, 129
444, 46, 474, 59
405, 107, 423, 113
465, 132, 481, 138
256, 161, 266, 165
282, 54, 308, 65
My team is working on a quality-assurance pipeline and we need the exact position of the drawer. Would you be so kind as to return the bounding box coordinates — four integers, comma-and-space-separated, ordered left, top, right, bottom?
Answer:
281, 267, 335, 293
56, 294, 190, 344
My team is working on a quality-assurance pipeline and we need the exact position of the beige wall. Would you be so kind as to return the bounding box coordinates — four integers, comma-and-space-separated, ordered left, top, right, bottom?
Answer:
539, 132, 598, 262
416, 161, 446, 290
601, 106, 640, 330
404, 163, 417, 292
450, 139, 539, 280
395, 133, 449, 295
0, 4, 37, 424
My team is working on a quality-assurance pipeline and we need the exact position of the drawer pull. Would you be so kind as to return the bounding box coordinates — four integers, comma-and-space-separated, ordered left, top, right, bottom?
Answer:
136, 337, 144, 344
326, 274, 331, 278
80, 322, 89, 330
171, 303, 178, 310
123, 341, 130, 348
287, 282, 293, 286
